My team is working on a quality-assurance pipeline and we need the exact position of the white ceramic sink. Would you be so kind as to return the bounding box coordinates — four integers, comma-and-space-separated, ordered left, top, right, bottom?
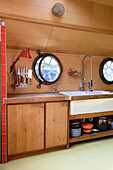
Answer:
59, 90, 111, 96
59, 90, 113, 115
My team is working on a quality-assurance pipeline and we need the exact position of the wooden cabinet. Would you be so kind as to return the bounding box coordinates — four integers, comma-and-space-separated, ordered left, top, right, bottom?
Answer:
8, 103, 44, 155
46, 102, 68, 148
7, 101, 68, 158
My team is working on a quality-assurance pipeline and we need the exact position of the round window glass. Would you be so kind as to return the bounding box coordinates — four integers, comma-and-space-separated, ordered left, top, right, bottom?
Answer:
39, 55, 61, 83
35, 57, 44, 82
99, 58, 113, 84
32, 52, 62, 86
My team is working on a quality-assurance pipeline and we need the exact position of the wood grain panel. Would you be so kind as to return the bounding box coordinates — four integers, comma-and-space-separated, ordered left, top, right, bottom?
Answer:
0, 0, 54, 21
8, 104, 44, 155
3, 18, 112, 55
3, 18, 53, 51
6, 49, 113, 94
93, 3, 112, 20
0, 0, 91, 19
4, 18, 53, 37
6, 0, 57, 9
7, 33, 48, 51
46, 102, 68, 148
3, 0, 90, 16
49, 26, 113, 50
1, 0, 113, 31
8, 145, 67, 161
6, 18, 113, 54
0, 0, 91, 26
89, 0, 113, 7
5, 94, 70, 104
1, 8, 113, 55
46, 38, 113, 56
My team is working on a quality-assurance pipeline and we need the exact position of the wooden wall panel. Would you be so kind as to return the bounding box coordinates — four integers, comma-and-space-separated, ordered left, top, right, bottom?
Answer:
1, 0, 113, 31
7, 33, 48, 51
4, 19, 53, 37
49, 26, 113, 42
3, 18, 113, 56
93, 3, 112, 20
1, 1, 113, 94
7, 49, 113, 94
3, 18, 53, 51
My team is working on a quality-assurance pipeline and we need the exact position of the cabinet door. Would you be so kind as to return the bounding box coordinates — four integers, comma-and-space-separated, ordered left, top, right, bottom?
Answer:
8, 103, 44, 155
46, 102, 68, 148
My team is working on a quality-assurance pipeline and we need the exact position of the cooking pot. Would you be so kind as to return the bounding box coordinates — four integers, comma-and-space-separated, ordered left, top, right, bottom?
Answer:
94, 116, 109, 131
109, 117, 113, 130
71, 128, 81, 137
110, 121, 113, 130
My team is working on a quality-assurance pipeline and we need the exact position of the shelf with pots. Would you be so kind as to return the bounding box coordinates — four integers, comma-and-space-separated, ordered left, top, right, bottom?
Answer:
69, 115, 113, 144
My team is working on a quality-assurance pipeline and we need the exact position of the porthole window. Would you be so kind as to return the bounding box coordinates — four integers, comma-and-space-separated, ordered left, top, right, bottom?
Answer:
32, 51, 63, 87
39, 55, 61, 83
99, 58, 113, 84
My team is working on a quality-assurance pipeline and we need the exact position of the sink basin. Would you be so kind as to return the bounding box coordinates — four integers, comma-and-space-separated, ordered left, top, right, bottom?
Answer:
59, 91, 113, 115
59, 90, 111, 96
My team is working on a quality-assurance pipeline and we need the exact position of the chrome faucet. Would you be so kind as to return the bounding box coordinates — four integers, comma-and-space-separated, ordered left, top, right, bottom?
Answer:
80, 55, 93, 91
53, 81, 63, 93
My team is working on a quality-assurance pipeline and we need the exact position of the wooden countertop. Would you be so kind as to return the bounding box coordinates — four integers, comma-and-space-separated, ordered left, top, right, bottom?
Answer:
4, 93, 70, 104
4, 92, 113, 104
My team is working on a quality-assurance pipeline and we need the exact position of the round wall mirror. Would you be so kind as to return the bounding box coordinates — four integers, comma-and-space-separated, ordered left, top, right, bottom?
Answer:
99, 58, 113, 84
32, 52, 63, 86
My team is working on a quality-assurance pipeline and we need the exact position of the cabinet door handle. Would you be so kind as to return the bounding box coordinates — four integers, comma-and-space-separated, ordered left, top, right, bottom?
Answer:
64, 103, 67, 106
40, 105, 44, 108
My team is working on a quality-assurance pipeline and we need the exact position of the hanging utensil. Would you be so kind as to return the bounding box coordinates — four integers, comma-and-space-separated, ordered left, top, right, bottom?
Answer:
17, 67, 20, 85
20, 67, 23, 83
23, 67, 25, 84
28, 69, 32, 85
26, 67, 28, 84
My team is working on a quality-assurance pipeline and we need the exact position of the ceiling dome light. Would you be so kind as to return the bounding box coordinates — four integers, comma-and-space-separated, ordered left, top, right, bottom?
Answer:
52, 3, 65, 17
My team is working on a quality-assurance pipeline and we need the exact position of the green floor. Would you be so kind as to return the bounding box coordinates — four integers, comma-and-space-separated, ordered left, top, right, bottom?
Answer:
1, 137, 113, 170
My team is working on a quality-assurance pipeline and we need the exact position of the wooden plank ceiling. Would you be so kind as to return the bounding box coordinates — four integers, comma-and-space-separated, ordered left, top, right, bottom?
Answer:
89, 0, 113, 7
3, 18, 113, 56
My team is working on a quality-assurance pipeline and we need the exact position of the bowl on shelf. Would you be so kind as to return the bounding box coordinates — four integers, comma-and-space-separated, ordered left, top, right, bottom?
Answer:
70, 120, 80, 128
82, 123, 93, 134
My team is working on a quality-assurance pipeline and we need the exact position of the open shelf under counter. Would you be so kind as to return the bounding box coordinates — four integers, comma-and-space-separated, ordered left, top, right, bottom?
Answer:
69, 129, 113, 143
